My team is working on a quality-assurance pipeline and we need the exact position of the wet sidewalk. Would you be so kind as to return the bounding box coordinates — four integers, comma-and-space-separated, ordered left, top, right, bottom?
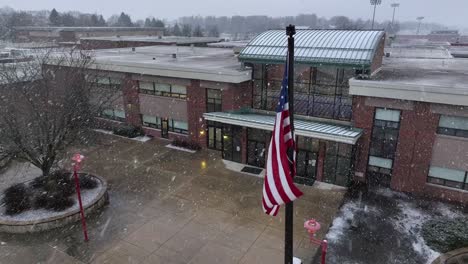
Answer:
0, 133, 346, 264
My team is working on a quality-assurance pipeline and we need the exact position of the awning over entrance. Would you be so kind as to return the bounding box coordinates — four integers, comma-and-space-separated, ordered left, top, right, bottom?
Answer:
204, 112, 362, 145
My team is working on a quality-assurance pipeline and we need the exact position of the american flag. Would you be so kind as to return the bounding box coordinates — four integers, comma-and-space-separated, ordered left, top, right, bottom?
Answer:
262, 61, 303, 216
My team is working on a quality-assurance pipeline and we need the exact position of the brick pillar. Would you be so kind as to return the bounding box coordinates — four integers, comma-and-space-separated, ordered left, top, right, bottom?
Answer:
391, 103, 439, 193
352, 96, 375, 181
187, 80, 207, 147
122, 74, 142, 127
241, 128, 248, 164
316, 141, 326, 182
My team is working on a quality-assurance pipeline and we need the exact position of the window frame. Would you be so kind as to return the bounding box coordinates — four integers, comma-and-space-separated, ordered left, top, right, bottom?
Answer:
427, 166, 468, 191
138, 81, 187, 99
437, 115, 468, 139
141, 114, 161, 129
206, 88, 222, 113
252, 64, 353, 121
101, 108, 126, 122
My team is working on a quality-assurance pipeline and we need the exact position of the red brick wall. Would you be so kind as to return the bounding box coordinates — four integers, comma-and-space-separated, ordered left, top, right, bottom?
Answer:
391, 102, 439, 192
187, 80, 207, 146
353, 96, 468, 204
222, 81, 253, 111
352, 96, 375, 180
122, 74, 142, 127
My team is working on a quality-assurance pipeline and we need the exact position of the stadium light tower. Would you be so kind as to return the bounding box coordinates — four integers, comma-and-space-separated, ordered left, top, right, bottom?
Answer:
416, 16, 425, 35
370, 0, 382, 29
391, 3, 400, 28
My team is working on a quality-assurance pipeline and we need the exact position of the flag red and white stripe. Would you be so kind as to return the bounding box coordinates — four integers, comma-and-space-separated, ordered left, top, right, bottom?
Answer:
262, 63, 303, 216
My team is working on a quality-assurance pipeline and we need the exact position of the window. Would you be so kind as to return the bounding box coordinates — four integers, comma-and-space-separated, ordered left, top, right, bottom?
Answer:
206, 89, 222, 112
141, 114, 188, 134
324, 142, 353, 186
437, 115, 468, 138
427, 166, 468, 190
89, 76, 121, 89
138, 81, 187, 99
252, 64, 353, 120
101, 109, 125, 122
141, 114, 161, 129
369, 108, 401, 160
171, 119, 188, 134
367, 108, 401, 184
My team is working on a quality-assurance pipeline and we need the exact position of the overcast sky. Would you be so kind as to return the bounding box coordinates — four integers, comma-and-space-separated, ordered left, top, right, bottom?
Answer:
1, 0, 467, 28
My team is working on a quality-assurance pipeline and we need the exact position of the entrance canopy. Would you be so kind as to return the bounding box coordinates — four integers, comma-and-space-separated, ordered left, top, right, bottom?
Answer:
238, 29, 385, 69
204, 112, 362, 145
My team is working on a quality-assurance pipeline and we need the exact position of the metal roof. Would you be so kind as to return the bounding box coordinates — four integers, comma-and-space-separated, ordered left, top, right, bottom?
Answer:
239, 29, 385, 68
203, 112, 362, 144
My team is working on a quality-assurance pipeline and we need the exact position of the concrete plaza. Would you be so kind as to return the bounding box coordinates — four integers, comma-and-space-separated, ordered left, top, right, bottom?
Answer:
0, 133, 345, 264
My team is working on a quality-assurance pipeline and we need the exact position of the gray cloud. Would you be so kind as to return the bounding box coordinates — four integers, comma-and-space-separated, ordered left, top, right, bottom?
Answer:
1, 0, 466, 28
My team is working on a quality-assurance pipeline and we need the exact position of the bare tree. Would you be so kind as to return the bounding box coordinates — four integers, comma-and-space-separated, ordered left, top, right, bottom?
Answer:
0, 48, 119, 178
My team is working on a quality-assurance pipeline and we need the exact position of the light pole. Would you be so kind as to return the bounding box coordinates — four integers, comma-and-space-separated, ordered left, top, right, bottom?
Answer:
391, 3, 400, 29
370, 0, 382, 29
416, 16, 425, 35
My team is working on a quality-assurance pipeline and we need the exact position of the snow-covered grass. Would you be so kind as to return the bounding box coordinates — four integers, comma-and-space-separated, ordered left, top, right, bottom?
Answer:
394, 202, 440, 263
93, 129, 152, 142
373, 188, 463, 264
326, 201, 359, 243
0, 184, 102, 222
165, 144, 197, 153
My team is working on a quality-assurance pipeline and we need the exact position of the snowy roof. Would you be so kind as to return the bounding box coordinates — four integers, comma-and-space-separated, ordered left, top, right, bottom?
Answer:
239, 29, 385, 68
349, 57, 468, 106
89, 46, 251, 83
80, 36, 223, 45
13, 27, 163, 32
203, 111, 362, 144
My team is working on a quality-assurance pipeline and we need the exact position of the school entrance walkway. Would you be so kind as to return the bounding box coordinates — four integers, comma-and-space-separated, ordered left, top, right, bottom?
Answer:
0, 133, 346, 264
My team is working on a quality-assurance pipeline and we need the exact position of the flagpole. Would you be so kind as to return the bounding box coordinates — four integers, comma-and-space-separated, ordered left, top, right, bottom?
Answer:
285, 24, 296, 264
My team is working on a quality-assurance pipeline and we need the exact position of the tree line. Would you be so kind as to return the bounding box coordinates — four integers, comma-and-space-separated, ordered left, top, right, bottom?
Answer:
0, 6, 450, 40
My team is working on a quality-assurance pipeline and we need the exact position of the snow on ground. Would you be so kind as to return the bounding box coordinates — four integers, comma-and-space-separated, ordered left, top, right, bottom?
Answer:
93, 129, 152, 142
165, 144, 197, 153
378, 187, 463, 264
0, 184, 102, 222
326, 187, 465, 264
326, 201, 358, 243
394, 201, 440, 263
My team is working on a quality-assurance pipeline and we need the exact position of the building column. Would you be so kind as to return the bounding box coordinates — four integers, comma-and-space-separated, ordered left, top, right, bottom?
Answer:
241, 127, 248, 164
122, 74, 142, 127
352, 96, 375, 182
187, 80, 207, 147
315, 141, 326, 182
391, 102, 439, 193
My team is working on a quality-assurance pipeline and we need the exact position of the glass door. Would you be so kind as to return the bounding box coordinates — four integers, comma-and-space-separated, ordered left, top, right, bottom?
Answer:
295, 150, 317, 186
161, 118, 169, 138
247, 140, 267, 168
222, 125, 242, 163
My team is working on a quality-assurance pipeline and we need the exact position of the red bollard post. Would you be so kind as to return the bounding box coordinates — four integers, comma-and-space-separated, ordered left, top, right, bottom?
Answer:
321, 239, 328, 264
72, 154, 89, 242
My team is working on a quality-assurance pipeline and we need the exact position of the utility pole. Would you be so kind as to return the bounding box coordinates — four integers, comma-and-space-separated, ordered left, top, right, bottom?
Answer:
391, 3, 400, 29
370, 0, 382, 29
416, 16, 425, 35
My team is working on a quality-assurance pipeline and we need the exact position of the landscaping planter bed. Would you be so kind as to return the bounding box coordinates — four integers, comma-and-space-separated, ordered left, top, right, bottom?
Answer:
0, 174, 108, 233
